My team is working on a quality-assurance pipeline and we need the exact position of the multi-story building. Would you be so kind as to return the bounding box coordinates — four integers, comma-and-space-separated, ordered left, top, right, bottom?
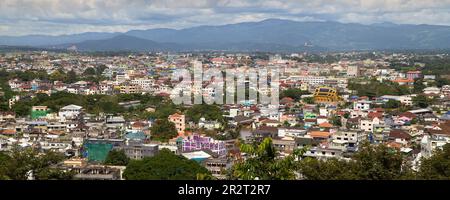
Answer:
313, 87, 342, 104
168, 113, 185, 134
122, 142, 159, 160
131, 78, 153, 92
347, 65, 360, 77
119, 83, 141, 94
406, 71, 422, 80
182, 134, 227, 156
289, 75, 325, 85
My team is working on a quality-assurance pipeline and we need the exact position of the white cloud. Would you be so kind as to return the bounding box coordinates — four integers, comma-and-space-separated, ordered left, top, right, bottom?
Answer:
1, 0, 450, 36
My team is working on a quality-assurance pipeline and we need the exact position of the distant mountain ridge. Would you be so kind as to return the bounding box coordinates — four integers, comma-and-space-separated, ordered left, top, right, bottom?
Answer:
2, 19, 450, 52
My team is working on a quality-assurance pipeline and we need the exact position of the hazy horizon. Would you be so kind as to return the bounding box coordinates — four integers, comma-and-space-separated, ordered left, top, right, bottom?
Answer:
1, 0, 450, 36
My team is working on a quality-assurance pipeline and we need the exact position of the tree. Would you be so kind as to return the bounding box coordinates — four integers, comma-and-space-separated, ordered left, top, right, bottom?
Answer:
231, 138, 303, 180
83, 67, 96, 76
348, 79, 411, 97
413, 95, 431, 108
298, 142, 415, 180
0, 147, 73, 180
66, 70, 78, 84
186, 104, 224, 124
413, 78, 426, 93
123, 149, 210, 180
330, 115, 342, 127
104, 149, 130, 166
302, 97, 315, 104
280, 88, 309, 101
150, 119, 178, 142
299, 158, 357, 180
350, 142, 413, 180
384, 99, 401, 109
418, 144, 450, 180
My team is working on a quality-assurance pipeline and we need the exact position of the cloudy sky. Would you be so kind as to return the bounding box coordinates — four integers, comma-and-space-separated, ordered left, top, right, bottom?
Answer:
1, 0, 450, 36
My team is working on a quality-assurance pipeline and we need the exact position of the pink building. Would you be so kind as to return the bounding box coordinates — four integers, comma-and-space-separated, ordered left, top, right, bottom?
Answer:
182, 134, 227, 156
406, 71, 422, 80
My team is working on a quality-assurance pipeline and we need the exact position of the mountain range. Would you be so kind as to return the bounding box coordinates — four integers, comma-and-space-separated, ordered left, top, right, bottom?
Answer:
1, 19, 450, 52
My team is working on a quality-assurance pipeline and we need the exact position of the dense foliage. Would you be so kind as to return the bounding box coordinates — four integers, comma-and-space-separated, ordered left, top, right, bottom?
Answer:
0, 147, 73, 180
185, 104, 224, 124
150, 119, 178, 142
104, 149, 130, 166
280, 88, 310, 101
418, 144, 450, 180
232, 140, 450, 180
231, 138, 303, 180
123, 149, 210, 180
348, 79, 410, 97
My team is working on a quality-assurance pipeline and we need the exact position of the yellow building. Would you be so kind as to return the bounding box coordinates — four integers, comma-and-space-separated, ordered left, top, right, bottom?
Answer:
313, 87, 342, 104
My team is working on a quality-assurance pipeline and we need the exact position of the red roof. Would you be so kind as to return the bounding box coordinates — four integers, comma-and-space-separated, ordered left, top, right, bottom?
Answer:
368, 112, 383, 119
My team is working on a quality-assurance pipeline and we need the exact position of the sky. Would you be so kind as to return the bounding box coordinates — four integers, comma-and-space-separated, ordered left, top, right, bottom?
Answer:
1, 0, 450, 36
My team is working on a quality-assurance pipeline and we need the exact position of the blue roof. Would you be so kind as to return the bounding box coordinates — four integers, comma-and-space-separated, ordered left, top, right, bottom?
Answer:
125, 131, 147, 140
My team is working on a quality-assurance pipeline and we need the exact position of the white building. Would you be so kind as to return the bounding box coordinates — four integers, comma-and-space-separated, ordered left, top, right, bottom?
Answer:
353, 100, 371, 111
347, 65, 360, 77
288, 76, 325, 85
131, 78, 154, 91
380, 95, 413, 106
423, 87, 441, 95
58, 104, 83, 119
360, 117, 381, 133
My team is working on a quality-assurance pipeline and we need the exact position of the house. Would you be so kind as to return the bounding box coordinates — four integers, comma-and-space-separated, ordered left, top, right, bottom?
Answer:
260, 119, 281, 127
423, 87, 441, 95
380, 95, 413, 106
332, 130, 364, 150
203, 157, 232, 180
360, 116, 382, 133
354, 100, 371, 111
0, 112, 15, 122
278, 127, 307, 137
308, 131, 331, 141
423, 113, 439, 122
406, 71, 422, 80
182, 134, 227, 156
168, 113, 185, 134
198, 117, 221, 130
389, 129, 412, 145
31, 106, 49, 120
121, 141, 159, 160
421, 121, 450, 157
232, 115, 253, 126
106, 116, 126, 129
303, 146, 344, 159
272, 137, 296, 154
58, 104, 83, 119
392, 78, 414, 86
440, 111, 450, 121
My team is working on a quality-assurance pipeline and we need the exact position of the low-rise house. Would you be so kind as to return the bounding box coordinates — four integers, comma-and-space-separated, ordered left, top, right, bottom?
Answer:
0, 112, 15, 122
121, 141, 159, 160
272, 137, 296, 154
421, 121, 450, 158
182, 134, 227, 156
203, 157, 232, 180
59, 104, 83, 120
198, 117, 221, 130
388, 129, 412, 146
168, 113, 185, 135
